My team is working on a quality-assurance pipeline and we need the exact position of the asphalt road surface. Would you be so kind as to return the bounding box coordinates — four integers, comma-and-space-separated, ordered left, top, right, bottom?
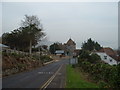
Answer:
2, 59, 69, 89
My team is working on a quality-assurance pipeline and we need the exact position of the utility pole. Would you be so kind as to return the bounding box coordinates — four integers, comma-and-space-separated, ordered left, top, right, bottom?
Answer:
69, 51, 71, 65
54, 44, 55, 55
39, 46, 41, 61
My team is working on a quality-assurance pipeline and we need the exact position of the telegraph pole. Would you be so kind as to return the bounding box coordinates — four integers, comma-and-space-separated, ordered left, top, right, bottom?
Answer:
39, 46, 41, 61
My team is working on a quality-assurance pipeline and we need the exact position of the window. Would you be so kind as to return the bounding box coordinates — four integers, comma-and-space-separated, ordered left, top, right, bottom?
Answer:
104, 56, 107, 59
110, 59, 112, 62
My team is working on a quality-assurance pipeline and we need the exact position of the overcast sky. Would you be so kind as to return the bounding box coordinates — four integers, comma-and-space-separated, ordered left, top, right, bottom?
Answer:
2, 2, 118, 49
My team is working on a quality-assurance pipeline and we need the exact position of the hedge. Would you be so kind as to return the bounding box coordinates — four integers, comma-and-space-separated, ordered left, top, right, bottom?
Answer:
78, 59, 120, 88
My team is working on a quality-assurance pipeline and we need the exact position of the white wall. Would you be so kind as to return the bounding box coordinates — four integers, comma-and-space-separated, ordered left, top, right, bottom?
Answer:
96, 52, 118, 65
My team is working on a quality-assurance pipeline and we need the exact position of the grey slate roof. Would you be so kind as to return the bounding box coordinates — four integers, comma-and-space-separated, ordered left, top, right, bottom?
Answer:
0, 43, 9, 48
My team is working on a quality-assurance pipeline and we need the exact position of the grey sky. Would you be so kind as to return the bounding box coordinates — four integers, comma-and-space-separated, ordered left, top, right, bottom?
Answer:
2, 2, 118, 49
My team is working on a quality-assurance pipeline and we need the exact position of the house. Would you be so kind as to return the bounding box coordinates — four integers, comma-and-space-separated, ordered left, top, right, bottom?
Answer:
54, 38, 77, 56
64, 38, 76, 56
96, 52, 118, 65
95, 47, 119, 65
99, 47, 118, 60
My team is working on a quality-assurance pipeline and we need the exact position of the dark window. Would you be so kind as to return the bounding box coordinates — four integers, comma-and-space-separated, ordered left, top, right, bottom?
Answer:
104, 56, 107, 59
110, 59, 112, 62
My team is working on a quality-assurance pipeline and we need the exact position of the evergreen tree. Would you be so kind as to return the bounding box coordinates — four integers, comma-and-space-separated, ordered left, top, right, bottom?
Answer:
2, 15, 45, 53
82, 38, 102, 51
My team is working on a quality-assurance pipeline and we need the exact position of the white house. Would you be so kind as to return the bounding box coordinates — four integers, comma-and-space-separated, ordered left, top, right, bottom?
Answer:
96, 52, 118, 65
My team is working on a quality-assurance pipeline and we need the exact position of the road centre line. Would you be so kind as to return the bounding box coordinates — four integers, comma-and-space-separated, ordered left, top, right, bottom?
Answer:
40, 64, 63, 89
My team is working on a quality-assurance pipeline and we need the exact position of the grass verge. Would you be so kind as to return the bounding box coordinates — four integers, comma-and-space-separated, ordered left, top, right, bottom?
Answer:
66, 65, 99, 88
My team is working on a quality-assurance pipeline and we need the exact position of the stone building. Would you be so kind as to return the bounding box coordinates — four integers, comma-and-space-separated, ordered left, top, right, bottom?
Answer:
64, 38, 76, 56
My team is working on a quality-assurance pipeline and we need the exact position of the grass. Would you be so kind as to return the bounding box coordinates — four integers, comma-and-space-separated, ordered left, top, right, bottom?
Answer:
66, 65, 99, 88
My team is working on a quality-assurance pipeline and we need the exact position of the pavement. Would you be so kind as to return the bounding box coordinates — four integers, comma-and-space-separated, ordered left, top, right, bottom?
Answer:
2, 58, 69, 89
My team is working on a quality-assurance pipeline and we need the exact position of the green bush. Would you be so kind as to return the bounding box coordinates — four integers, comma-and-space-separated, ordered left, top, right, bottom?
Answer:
79, 50, 101, 63
89, 53, 101, 63
2, 52, 8, 56
32, 55, 40, 60
77, 58, 120, 88
17, 63, 26, 71
98, 81, 109, 88
79, 50, 90, 60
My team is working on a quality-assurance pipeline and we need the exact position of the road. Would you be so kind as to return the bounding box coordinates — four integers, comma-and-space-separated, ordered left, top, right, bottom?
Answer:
2, 59, 69, 89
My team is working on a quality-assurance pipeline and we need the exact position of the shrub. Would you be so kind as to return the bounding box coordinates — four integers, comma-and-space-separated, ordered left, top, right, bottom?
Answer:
79, 50, 100, 63
77, 57, 120, 88
98, 81, 109, 88
2, 52, 8, 56
79, 50, 90, 60
89, 53, 101, 63
32, 55, 40, 60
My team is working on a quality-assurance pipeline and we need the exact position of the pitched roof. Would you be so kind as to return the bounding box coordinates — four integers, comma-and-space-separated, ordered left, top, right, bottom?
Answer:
99, 47, 117, 60
99, 47, 115, 55
0, 43, 9, 48
66, 38, 76, 45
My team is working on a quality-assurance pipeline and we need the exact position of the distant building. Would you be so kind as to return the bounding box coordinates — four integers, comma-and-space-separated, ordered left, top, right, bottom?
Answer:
64, 38, 76, 56
74, 49, 81, 57
53, 38, 78, 56
55, 50, 65, 55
